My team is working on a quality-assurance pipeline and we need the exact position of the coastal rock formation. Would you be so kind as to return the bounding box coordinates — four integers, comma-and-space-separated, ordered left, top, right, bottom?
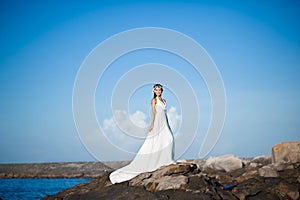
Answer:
43, 140, 300, 200
43, 160, 300, 199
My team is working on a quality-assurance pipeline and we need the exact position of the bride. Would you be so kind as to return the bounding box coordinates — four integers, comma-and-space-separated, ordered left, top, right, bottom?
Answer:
109, 83, 175, 184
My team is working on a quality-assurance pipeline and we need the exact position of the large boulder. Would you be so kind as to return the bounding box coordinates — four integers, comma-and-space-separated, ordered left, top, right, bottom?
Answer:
203, 154, 243, 172
272, 140, 300, 164
129, 163, 195, 192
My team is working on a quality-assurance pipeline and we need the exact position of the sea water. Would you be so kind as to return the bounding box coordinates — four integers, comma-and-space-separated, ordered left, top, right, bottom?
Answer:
0, 178, 90, 200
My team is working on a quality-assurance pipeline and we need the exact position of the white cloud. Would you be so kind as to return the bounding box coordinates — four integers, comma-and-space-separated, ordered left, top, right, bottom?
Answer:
112, 110, 148, 137
101, 110, 148, 153
167, 106, 181, 134
100, 107, 182, 155
129, 110, 148, 128
102, 117, 116, 130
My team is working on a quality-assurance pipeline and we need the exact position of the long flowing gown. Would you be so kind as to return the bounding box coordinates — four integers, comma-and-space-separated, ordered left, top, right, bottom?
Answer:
109, 97, 175, 184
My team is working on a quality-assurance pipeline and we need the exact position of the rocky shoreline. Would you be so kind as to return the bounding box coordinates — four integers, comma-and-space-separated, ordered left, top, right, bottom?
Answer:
41, 140, 299, 200
1, 141, 299, 199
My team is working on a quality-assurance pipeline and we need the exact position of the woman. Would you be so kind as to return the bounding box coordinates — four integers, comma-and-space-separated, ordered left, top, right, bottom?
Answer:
109, 84, 175, 184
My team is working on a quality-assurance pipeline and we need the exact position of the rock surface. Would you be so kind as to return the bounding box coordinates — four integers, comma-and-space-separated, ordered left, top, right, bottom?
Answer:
43, 153, 300, 200
258, 165, 279, 177
203, 154, 243, 172
129, 164, 193, 191
272, 140, 300, 164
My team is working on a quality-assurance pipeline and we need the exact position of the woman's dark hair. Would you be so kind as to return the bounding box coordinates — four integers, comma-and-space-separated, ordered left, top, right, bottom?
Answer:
153, 84, 163, 99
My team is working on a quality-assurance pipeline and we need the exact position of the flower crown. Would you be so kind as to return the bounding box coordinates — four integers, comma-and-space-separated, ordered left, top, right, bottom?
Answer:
152, 84, 163, 92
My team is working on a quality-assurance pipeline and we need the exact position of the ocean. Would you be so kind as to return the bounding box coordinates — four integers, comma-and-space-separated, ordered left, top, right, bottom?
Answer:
0, 178, 90, 200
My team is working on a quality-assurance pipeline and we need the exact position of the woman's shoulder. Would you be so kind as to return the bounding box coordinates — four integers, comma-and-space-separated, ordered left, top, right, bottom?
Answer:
151, 98, 157, 104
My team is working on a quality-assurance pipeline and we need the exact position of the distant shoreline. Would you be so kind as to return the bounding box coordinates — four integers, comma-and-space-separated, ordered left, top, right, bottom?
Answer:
0, 161, 130, 179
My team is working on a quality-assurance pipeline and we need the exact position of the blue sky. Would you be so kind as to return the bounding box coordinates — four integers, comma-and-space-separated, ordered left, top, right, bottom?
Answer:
0, 0, 299, 163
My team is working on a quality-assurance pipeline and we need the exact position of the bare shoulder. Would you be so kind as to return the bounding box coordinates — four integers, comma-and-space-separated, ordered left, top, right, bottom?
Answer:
151, 98, 157, 105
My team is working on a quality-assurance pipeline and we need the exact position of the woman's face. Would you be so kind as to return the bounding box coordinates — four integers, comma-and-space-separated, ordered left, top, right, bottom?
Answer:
154, 87, 162, 97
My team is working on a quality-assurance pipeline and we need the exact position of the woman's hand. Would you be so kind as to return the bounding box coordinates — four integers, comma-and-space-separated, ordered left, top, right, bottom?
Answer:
149, 124, 154, 132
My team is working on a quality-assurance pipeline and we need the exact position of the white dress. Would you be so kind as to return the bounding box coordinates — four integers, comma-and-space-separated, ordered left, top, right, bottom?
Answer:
109, 97, 175, 184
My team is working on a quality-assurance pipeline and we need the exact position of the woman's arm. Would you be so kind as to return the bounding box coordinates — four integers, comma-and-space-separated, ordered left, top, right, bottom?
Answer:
149, 98, 156, 132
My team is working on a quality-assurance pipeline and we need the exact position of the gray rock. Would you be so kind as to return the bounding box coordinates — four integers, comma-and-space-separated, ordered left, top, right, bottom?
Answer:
235, 169, 258, 183
129, 172, 152, 187
203, 154, 243, 172
251, 155, 272, 166
249, 162, 259, 168
152, 175, 188, 191
258, 165, 279, 177
272, 140, 300, 164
